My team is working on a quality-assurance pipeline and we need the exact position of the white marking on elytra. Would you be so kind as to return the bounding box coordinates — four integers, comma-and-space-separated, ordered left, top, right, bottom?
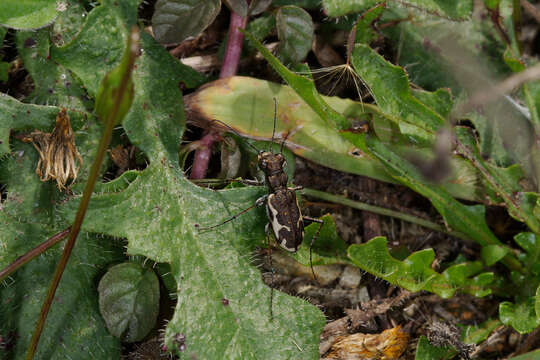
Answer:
267, 194, 295, 252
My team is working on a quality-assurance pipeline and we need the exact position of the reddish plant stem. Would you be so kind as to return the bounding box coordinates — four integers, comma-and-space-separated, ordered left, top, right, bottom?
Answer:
189, 131, 221, 179
0, 227, 71, 282
190, 8, 248, 179
220, 10, 248, 78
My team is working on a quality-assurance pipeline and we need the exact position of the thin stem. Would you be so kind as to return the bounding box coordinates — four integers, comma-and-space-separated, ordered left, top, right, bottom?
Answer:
0, 227, 71, 283
301, 188, 468, 240
302, 188, 525, 273
189, 131, 221, 179
220, 8, 248, 78
191, 6, 249, 179
513, 0, 523, 54
25, 28, 140, 360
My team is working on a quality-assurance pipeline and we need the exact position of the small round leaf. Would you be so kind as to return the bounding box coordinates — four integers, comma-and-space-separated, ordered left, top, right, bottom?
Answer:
98, 262, 160, 342
152, 0, 221, 44
276, 6, 314, 64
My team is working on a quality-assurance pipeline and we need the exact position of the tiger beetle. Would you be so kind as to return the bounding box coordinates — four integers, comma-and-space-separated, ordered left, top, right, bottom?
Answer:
195, 99, 324, 317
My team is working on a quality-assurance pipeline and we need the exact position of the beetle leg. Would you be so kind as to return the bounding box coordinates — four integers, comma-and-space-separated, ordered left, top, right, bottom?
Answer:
302, 216, 324, 285
255, 194, 268, 207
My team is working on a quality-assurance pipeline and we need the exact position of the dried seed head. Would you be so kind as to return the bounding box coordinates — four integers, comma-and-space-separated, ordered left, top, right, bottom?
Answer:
23, 108, 83, 190
325, 326, 409, 360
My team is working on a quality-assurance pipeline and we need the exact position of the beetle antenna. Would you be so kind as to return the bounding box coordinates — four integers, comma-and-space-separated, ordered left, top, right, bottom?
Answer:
209, 119, 261, 154
279, 132, 289, 154
270, 98, 277, 153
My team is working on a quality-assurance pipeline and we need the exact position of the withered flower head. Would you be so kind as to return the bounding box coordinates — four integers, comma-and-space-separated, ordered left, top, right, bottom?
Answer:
23, 108, 83, 190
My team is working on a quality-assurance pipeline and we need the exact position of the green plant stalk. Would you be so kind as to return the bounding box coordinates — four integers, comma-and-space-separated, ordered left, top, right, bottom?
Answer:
512, 0, 522, 54
25, 29, 139, 360
0, 227, 71, 283
302, 187, 524, 273
302, 188, 468, 240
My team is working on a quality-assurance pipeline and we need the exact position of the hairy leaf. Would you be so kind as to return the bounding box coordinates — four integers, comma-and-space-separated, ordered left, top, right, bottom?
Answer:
351, 44, 446, 144
0, 0, 60, 30
15, 28, 90, 109
354, 3, 385, 44
0, 110, 123, 359
65, 163, 325, 358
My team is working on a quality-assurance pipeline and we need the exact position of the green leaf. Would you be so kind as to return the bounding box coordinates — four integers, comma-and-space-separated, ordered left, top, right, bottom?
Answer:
322, 0, 381, 17
276, 6, 314, 64
0, 93, 59, 157
500, 297, 540, 334
186, 76, 395, 184
293, 214, 349, 266
503, 47, 540, 134
16, 29, 91, 109
414, 336, 456, 360
324, 0, 472, 19
94, 27, 137, 125
354, 3, 385, 44
98, 262, 160, 342
462, 319, 502, 344
245, 14, 276, 52
455, 127, 540, 234
0, 0, 60, 30
66, 163, 326, 358
514, 233, 540, 275
482, 245, 508, 266
51, 1, 204, 163
51, 4, 130, 97
152, 0, 221, 44
51, 1, 204, 97
351, 44, 446, 144
188, 76, 486, 202
483, 0, 500, 11
243, 31, 350, 130
0, 61, 8, 83
348, 237, 493, 298
224, 0, 248, 16
273, 0, 320, 9
365, 136, 504, 250
0, 139, 123, 359
507, 350, 540, 360
248, 0, 272, 15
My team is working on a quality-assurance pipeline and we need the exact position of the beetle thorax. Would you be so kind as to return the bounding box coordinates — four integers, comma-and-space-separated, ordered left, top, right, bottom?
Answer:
258, 151, 288, 191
